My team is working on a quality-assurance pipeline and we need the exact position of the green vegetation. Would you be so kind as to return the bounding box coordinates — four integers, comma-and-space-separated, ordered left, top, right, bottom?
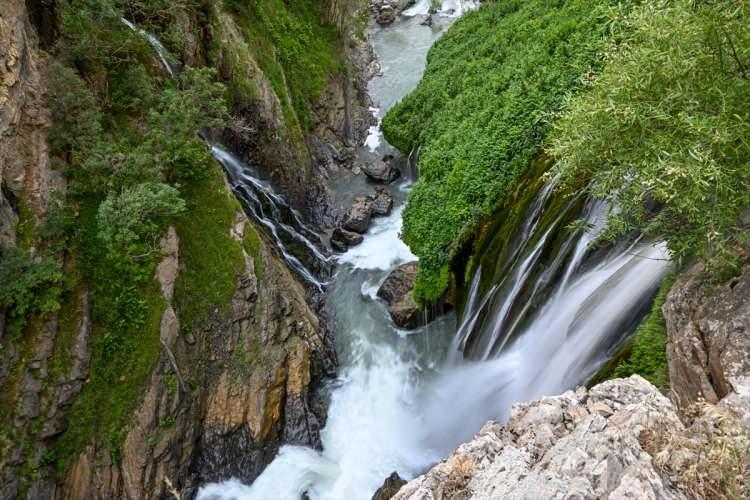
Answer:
383, 0, 617, 301
588, 274, 675, 390
550, 0, 750, 276
220, 0, 343, 130
611, 275, 674, 389
0, 247, 65, 338
174, 165, 245, 330
34, 0, 231, 471
243, 223, 266, 281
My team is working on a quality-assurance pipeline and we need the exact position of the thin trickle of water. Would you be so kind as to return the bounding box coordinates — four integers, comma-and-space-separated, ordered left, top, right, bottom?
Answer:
212, 145, 329, 290
121, 18, 176, 76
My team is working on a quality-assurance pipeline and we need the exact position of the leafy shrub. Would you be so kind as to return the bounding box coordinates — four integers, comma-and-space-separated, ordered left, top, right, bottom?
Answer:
550, 0, 750, 274
45, 61, 102, 156
97, 182, 186, 260
0, 247, 65, 337
382, 0, 616, 301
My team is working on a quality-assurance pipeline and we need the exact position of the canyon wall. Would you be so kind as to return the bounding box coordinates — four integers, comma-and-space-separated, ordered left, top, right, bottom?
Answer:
0, 0, 369, 498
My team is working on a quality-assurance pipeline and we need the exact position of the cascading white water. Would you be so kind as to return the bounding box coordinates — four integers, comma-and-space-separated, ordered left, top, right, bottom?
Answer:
122, 19, 330, 291
195, 7, 672, 500
121, 18, 176, 76
212, 145, 329, 291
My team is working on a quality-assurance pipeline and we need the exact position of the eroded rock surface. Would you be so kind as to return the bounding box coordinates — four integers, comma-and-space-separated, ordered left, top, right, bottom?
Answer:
396, 375, 750, 500
664, 263, 750, 417
377, 262, 422, 329
362, 158, 401, 184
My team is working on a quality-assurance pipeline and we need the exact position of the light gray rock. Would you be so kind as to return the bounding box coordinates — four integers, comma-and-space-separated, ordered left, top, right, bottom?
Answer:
394, 376, 688, 500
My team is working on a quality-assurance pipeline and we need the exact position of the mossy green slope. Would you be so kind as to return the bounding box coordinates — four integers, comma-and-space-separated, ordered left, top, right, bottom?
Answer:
382, 0, 615, 301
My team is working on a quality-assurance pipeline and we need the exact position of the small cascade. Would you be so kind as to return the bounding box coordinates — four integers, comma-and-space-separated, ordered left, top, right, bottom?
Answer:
212, 145, 330, 291
121, 18, 177, 76
121, 18, 330, 290
403, 0, 479, 17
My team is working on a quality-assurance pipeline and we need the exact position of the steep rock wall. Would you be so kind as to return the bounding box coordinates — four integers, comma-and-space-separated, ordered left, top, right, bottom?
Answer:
0, 0, 367, 498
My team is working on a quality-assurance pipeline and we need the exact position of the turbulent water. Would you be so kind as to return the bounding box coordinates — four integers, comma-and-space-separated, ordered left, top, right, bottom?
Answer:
190, 6, 671, 500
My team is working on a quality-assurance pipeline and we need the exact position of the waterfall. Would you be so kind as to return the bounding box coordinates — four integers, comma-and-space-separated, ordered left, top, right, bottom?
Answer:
122, 18, 329, 290
194, 8, 671, 500
212, 145, 329, 291
121, 18, 177, 76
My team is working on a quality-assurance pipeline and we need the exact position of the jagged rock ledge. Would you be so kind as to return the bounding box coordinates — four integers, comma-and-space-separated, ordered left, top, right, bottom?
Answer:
394, 375, 749, 500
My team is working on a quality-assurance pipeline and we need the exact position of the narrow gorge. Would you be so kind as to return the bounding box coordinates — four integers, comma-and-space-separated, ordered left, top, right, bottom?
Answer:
1, 1, 748, 500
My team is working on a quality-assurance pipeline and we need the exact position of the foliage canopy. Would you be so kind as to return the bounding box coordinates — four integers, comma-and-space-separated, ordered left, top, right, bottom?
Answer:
550, 0, 750, 273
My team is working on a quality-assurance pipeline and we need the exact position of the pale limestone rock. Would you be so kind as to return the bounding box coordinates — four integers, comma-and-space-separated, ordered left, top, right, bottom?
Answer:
395, 377, 688, 500
155, 226, 179, 301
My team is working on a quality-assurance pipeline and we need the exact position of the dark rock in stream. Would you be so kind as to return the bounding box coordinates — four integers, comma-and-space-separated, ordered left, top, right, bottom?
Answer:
332, 227, 365, 252
342, 195, 375, 233
371, 186, 393, 216
372, 471, 407, 500
377, 262, 422, 329
362, 158, 401, 184
378, 262, 452, 330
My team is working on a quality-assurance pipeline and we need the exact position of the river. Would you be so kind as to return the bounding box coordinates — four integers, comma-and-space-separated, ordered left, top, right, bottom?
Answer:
197, 4, 670, 499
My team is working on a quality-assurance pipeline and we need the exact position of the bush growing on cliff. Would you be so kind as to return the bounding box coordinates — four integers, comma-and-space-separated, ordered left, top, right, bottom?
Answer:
382, 0, 617, 301
550, 0, 750, 274
45, 61, 102, 157
0, 247, 65, 337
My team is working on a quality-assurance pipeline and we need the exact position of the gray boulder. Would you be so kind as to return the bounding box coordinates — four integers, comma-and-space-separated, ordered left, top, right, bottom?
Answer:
377, 262, 421, 330
362, 159, 401, 184
371, 186, 393, 216
342, 196, 374, 234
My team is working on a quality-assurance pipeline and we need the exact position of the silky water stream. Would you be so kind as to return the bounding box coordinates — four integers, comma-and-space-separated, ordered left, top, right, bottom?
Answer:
197, 7, 670, 500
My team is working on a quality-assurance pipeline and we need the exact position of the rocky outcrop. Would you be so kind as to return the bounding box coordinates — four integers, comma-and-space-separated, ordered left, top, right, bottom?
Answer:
214, 2, 375, 228
342, 195, 375, 234
371, 186, 393, 216
373, 472, 407, 500
663, 263, 750, 418
53, 211, 335, 500
370, 0, 414, 25
333, 187, 394, 250
377, 262, 422, 329
362, 158, 401, 184
395, 264, 750, 500
331, 227, 364, 252
0, 0, 57, 246
395, 375, 750, 500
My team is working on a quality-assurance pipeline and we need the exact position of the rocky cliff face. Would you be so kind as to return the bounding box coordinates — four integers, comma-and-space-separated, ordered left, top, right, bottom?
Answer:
0, 0, 57, 246
664, 263, 750, 420
54, 213, 334, 500
207, 2, 374, 228
393, 266, 750, 500
0, 1, 365, 498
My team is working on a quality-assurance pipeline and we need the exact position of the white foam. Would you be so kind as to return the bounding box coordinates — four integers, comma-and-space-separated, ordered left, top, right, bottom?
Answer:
338, 206, 416, 271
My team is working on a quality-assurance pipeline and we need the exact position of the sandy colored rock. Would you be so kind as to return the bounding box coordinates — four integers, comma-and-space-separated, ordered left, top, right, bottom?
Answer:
664, 263, 750, 412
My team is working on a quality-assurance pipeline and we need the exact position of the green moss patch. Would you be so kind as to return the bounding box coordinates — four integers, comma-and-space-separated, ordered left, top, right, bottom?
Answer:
174, 164, 245, 330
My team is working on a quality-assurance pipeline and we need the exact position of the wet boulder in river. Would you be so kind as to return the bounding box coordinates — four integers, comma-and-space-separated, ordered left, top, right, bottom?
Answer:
371, 186, 393, 216
342, 195, 374, 234
331, 227, 364, 252
362, 159, 401, 184
377, 262, 422, 330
